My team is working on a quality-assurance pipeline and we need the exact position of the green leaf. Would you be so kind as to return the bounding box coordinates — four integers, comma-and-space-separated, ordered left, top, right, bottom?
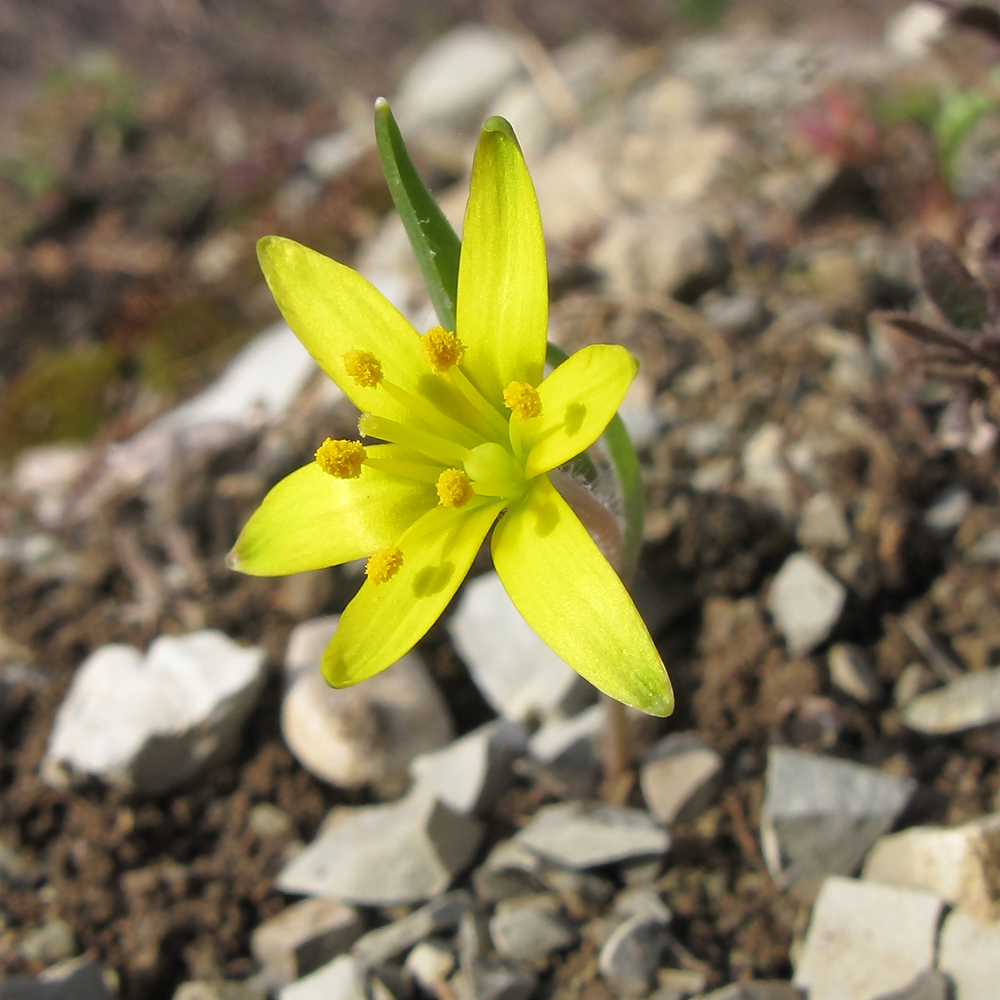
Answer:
374, 98, 461, 332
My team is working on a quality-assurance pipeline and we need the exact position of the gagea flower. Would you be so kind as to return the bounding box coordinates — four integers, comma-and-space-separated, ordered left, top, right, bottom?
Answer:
228, 117, 673, 716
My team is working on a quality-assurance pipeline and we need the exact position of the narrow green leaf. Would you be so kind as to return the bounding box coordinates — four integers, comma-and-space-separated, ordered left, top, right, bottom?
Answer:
374, 98, 461, 332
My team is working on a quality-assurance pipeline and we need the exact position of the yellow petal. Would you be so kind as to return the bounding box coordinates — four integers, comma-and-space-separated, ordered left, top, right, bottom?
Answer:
257, 236, 427, 422
456, 118, 548, 409
228, 460, 436, 576
491, 476, 673, 716
322, 499, 505, 686
520, 345, 639, 478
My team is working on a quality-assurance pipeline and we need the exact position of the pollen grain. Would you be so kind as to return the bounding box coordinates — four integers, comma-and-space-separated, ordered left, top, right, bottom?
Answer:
436, 468, 474, 508
365, 546, 403, 584
422, 326, 466, 372
315, 438, 365, 478
503, 381, 542, 419
343, 350, 383, 387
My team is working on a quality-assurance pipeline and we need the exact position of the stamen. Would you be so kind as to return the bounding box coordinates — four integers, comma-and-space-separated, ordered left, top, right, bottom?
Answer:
359, 413, 471, 466
445, 366, 511, 440
365, 546, 403, 584
436, 469, 474, 508
315, 438, 365, 478
503, 381, 542, 419
423, 326, 466, 372
343, 350, 383, 388
379, 380, 480, 450
365, 457, 442, 483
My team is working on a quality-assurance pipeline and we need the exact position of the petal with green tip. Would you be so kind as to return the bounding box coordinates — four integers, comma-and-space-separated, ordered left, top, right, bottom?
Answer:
257, 236, 427, 423
228, 459, 437, 576
519, 344, 639, 478
322, 499, 505, 687
456, 118, 548, 408
491, 476, 673, 716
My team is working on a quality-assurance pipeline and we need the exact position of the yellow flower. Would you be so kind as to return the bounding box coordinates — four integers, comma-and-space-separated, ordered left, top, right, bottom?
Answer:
228, 117, 673, 716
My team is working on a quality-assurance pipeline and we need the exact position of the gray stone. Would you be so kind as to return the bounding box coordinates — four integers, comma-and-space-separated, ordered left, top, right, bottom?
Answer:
42, 631, 266, 795
451, 962, 537, 1000
614, 888, 673, 925
448, 573, 587, 722
695, 985, 803, 1000
901, 668, 1000, 734
404, 941, 455, 995
0, 959, 114, 1000
798, 494, 852, 550
922, 485, 972, 535
760, 747, 916, 891
827, 644, 881, 705
248, 803, 295, 840
352, 893, 469, 969
276, 790, 483, 905
489, 895, 578, 961
11, 444, 91, 528
473, 840, 543, 902
862, 812, 1000, 921
792, 876, 944, 1000
410, 721, 525, 815
527, 704, 604, 797
649, 968, 706, 1000
281, 620, 453, 796
515, 802, 670, 870
251, 898, 364, 986
967, 528, 1000, 562
639, 732, 723, 826
278, 954, 363, 1000
598, 914, 670, 997
742, 424, 795, 518
701, 289, 769, 339
19, 919, 75, 965
937, 908, 1000, 1000
173, 982, 267, 1000
894, 664, 936, 709
870, 969, 953, 1000
767, 554, 847, 657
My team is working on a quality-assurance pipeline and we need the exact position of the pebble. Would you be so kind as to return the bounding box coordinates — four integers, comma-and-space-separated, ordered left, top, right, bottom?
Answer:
936, 908, 1000, 1000
0, 959, 115, 1000
827, 643, 881, 705
741, 423, 795, 518
901, 667, 1000, 734
614, 888, 673, 925
870, 970, 952, 1000
42, 630, 266, 795
278, 954, 362, 1000
473, 840, 543, 902
11, 444, 91, 528
251, 898, 365, 986
760, 747, 916, 892
410, 720, 525, 815
798, 493, 852, 550
639, 732, 723, 826
276, 790, 484, 905
448, 572, 587, 722
766, 553, 847, 657
792, 876, 944, 1000
248, 803, 295, 840
452, 961, 537, 1000
489, 895, 578, 961
893, 663, 936, 709
282, 621, 453, 796
527, 703, 603, 797
700, 289, 769, 340
695, 985, 804, 1000
19, 919, 76, 965
922, 485, 973, 535
863, 811, 1000, 921
404, 940, 455, 995
515, 802, 670, 870
352, 892, 469, 969
598, 914, 670, 997
173, 982, 267, 1000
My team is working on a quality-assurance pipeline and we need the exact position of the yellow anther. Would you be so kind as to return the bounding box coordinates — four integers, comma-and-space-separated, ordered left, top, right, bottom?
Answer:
365, 546, 403, 584
315, 438, 365, 479
343, 350, 383, 388
503, 381, 542, 419
422, 326, 466, 373
436, 468, 474, 508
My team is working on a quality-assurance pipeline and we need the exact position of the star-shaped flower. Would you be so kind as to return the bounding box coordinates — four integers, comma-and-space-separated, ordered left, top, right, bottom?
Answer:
229, 117, 673, 716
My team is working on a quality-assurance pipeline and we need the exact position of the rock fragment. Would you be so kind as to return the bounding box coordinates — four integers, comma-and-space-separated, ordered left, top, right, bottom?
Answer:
937, 908, 1000, 1000
798, 493, 852, 550
901, 667, 1000, 734
870, 969, 953, 1000
352, 893, 469, 969
793, 876, 944, 1000
42, 631, 266, 795
489, 895, 578, 962
598, 914, 670, 997
639, 732, 723, 826
827, 643, 880, 705
760, 747, 916, 891
0, 959, 115, 1000
277, 791, 483, 905
767, 553, 846, 657
278, 954, 363, 1000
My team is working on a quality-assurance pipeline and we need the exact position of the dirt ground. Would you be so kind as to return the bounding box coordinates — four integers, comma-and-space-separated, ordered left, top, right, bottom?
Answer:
1, 2, 1000, 999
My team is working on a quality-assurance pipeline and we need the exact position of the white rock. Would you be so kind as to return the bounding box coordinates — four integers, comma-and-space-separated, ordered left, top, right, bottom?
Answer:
11, 445, 92, 527
597, 913, 670, 997
43, 631, 266, 795
760, 747, 916, 892
639, 732, 723, 826
251, 898, 365, 987
827, 643, 880, 705
862, 812, 1000, 921
742, 424, 795, 518
405, 941, 455, 994
279, 954, 363, 1000
793, 876, 944, 1000
352, 893, 468, 969
527, 703, 604, 796
937, 908, 1000, 1000
284, 617, 340, 680
885, 3, 948, 58
276, 789, 483, 905
767, 553, 847, 657
516, 802, 670, 870
489, 895, 578, 961
410, 720, 525, 815
281, 620, 453, 796
798, 493, 852, 550
902, 667, 1000, 734
922, 485, 972, 535
448, 572, 586, 722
